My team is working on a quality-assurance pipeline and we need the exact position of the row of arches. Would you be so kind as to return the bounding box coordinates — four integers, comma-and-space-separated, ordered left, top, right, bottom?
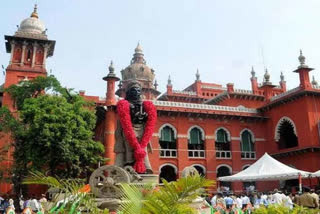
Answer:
159, 115, 299, 154
159, 125, 256, 158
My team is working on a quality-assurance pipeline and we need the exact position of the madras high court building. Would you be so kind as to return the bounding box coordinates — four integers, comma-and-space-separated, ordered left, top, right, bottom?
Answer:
1, 6, 320, 193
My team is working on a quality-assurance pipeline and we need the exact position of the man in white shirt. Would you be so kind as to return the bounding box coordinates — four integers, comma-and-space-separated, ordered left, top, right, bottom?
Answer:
236, 195, 243, 208
210, 194, 217, 207
272, 189, 283, 205
241, 193, 250, 209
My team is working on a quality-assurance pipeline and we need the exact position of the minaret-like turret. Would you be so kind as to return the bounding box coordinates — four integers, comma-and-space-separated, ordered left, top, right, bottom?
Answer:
3, 5, 56, 109
103, 61, 120, 106
293, 50, 313, 89
167, 75, 173, 94
250, 66, 258, 94
279, 72, 286, 91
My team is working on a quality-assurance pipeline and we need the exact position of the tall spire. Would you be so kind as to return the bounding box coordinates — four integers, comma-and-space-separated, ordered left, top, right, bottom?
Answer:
251, 66, 256, 78
196, 69, 200, 81
312, 76, 318, 86
167, 75, 172, 86
131, 42, 146, 64
280, 72, 285, 82
30, 4, 39, 19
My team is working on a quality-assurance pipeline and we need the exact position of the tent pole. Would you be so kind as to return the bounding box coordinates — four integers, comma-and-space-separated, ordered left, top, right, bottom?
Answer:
298, 173, 302, 193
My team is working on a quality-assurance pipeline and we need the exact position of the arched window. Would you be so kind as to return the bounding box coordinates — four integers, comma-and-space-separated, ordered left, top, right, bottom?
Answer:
215, 128, 231, 158
240, 130, 255, 159
159, 126, 176, 149
159, 125, 177, 158
159, 164, 177, 183
217, 165, 232, 190
192, 164, 206, 177
276, 118, 298, 149
188, 127, 205, 158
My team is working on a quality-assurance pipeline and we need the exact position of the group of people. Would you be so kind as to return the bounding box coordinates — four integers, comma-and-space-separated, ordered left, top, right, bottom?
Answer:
0, 194, 47, 214
207, 187, 320, 213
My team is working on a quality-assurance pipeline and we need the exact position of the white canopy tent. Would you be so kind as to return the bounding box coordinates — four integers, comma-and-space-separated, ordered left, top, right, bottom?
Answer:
311, 170, 320, 178
218, 153, 311, 182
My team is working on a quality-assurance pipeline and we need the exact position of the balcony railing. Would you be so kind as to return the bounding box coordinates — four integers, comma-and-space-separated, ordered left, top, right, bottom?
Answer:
216, 150, 232, 159
160, 149, 177, 158
241, 151, 256, 159
188, 150, 205, 158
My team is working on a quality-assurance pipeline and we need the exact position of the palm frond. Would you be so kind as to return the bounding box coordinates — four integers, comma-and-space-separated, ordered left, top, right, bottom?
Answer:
118, 183, 144, 214
23, 171, 106, 214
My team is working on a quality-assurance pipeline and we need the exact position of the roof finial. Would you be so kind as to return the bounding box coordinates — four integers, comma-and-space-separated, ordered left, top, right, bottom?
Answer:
108, 60, 114, 73
264, 68, 270, 83
251, 66, 256, 78
298, 49, 307, 68
31, 4, 39, 19
167, 75, 172, 86
280, 72, 285, 82
196, 69, 200, 81
154, 79, 158, 89
135, 42, 143, 54
312, 75, 318, 86
131, 42, 146, 64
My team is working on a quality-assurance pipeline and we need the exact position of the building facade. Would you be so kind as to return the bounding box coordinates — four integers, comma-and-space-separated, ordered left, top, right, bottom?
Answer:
1, 6, 320, 193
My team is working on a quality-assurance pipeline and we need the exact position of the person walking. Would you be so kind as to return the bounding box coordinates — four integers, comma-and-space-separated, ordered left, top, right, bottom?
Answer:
297, 188, 318, 209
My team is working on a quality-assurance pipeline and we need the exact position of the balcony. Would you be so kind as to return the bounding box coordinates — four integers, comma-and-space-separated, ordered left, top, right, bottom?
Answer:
241, 151, 256, 159
160, 149, 177, 158
188, 150, 205, 158
216, 150, 232, 159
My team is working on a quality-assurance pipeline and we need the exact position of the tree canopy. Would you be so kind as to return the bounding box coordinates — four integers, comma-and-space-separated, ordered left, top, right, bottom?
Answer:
0, 75, 104, 189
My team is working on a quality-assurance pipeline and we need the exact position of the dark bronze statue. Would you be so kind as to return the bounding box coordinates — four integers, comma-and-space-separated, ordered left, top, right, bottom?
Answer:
114, 81, 153, 173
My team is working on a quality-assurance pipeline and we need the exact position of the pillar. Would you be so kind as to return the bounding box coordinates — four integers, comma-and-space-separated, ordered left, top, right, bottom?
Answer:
42, 44, 50, 68
32, 42, 37, 68
9, 41, 15, 65
104, 108, 117, 165
20, 41, 27, 66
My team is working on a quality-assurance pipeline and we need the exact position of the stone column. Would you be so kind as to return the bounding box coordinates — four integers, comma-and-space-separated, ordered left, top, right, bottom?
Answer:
32, 42, 38, 68
20, 41, 28, 66
104, 108, 116, 165
9, 41, 16, 65
42, 44, 50, 68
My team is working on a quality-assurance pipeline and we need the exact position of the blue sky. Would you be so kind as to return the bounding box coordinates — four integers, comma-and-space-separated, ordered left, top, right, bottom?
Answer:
1, 0, 320, 97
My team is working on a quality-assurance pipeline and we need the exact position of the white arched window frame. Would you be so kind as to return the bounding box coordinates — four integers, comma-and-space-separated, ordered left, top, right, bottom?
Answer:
191, 164, 206, 174
274, 116, 298, 142
240, 128, 255, 142
214, 127, 231, 141
187, 125, 205, 140
159, 163, 178, 174
158, 123, 177, 139
216, 164, 232, 174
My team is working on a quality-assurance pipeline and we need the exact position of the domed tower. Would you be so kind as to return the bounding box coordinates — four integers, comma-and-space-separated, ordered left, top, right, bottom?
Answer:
116, 43, 161, 100
3, 5, 56, 109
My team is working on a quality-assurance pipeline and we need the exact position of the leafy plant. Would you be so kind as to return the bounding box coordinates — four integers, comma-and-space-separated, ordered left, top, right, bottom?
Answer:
118, 175, 214, 214
23, 171, 109, 214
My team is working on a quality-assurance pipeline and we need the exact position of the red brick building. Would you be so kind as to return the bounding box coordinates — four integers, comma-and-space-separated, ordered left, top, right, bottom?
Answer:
2, 6, 320, 193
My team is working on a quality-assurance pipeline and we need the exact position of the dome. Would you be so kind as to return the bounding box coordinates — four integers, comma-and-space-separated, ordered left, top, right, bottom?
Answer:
14, 5, 48, 40
121, 43, 155, 83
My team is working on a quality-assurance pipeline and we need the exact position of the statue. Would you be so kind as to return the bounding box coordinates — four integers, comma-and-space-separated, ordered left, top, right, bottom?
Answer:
114, 81, 157, 174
